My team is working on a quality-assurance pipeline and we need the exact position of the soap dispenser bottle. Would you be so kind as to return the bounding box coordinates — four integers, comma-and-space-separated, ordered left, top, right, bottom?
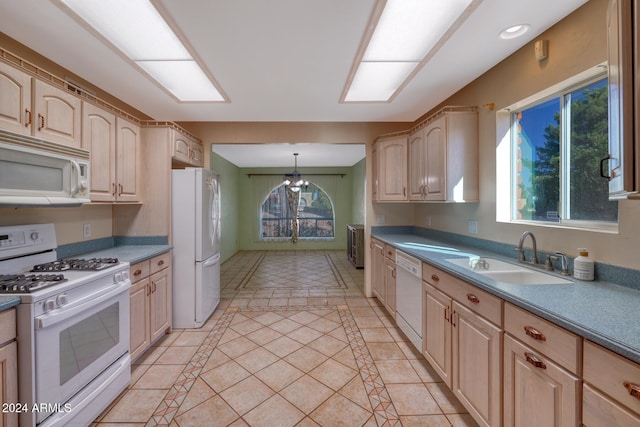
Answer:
573, 248, 594, 281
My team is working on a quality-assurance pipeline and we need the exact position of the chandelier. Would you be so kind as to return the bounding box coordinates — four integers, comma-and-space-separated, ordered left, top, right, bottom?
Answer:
283, 153, 309, 192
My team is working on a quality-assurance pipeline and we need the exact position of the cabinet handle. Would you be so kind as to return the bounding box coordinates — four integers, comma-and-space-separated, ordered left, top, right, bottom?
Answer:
623, 382, 640, 400
157, 260, 164, 266
466, 293, 480, 304
112, 183, 117, 196
38, 113, 45, 130
118, 183, 123, 195
387, 250, 393, 257
152, 282, 157, 293
431, 274, 440, 282
25, 109, 32, 127
524, 352, 546, 369
444, 307, 450, 321
524, 326, 547, 341
451, 310, 457, 327
133, 269, 142, 276
392, 268, 396, 278
403, 187, 406, 197
146, 284, 151, 296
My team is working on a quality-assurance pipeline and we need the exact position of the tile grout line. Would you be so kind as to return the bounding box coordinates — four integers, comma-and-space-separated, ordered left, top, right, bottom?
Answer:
144, 307, 238, 427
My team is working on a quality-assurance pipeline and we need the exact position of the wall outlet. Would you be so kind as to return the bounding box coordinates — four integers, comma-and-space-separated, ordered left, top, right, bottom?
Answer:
427, 216, 432, 226
376, 215, 386, 224
83, 223, 91, 239
468, 220, 478, 235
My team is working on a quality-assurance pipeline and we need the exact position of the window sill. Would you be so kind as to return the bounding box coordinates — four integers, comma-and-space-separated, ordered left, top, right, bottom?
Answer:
500, 219, 619, 234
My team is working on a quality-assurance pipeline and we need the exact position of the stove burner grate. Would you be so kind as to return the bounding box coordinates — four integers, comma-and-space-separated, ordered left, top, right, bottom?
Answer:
0, 274, 67, 293
31, 257, 119, 272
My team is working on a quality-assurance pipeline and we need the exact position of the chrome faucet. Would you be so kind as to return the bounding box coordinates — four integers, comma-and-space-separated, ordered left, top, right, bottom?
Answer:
515, 231, 538, 264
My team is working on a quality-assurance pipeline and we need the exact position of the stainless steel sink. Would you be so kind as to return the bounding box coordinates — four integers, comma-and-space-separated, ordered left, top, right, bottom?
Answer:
445, 257, 573, 285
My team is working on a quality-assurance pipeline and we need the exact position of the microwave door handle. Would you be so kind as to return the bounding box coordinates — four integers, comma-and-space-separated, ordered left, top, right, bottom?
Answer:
70, 160, 81, 196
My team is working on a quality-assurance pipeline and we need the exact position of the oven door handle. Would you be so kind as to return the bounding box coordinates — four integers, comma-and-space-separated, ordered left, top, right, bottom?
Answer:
35, 281, 130, 329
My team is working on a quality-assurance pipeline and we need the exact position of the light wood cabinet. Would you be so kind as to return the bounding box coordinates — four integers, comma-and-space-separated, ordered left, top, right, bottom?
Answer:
503, 333, 580, 427
172, 128, 204, 167
0, 309, 18, 427
583, 340, 640, 425
0, 61, 81, 147
0, 61, 32, 135
371, 142, 379, 201
408, 109, 478, 202
503, 302, 581, 427
423, 271, 502, 427
375, 136, 408, 201
370, 239, 396, 315
83, 105, 141, 203
605, 0, 640, 199
129, 251, 172, 361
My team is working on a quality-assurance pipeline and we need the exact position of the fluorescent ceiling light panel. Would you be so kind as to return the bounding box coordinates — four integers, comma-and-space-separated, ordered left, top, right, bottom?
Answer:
344, 62, 418, 102
137, 60, 225, 101
344, 0, 473, 102
59, 0, 225, 101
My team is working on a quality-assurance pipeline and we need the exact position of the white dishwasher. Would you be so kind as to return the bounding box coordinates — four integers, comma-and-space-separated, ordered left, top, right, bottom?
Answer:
395, 251, 423, 352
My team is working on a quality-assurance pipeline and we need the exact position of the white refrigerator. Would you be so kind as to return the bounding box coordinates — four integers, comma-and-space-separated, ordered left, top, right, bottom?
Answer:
171, 168, 221, 328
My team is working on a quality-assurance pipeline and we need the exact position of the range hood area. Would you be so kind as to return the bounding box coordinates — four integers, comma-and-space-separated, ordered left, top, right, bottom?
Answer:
0, 129, 91, 207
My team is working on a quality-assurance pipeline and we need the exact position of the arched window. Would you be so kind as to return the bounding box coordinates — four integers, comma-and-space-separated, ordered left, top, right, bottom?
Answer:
260, 182, 335, 239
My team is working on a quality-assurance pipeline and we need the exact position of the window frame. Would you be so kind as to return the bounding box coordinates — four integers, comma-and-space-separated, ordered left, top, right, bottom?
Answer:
258, 182, 337, 241
496, 63, 618, 234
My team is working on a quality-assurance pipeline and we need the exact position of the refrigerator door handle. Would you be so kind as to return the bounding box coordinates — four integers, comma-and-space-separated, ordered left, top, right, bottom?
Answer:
203, 253, 221, 267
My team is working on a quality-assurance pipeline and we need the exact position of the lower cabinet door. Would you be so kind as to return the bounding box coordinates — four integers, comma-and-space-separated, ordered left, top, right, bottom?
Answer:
452, 302, 502, 427
150, 267, 171, 342
583, 383, 640, 427
129, 278, 150, 361
423, 282, 452, 387
504, 334, 580, 427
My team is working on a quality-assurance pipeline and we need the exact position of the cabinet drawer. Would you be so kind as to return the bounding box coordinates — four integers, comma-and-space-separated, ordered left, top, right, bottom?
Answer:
583, 383, 640, 426
150, 252, 171, 275
505, 302, 581, 374
422, 262, 502, 326
384, 245, 396, 260
0, 308, 16, 345
584, 340, 640, 415
130, 260, 150, 283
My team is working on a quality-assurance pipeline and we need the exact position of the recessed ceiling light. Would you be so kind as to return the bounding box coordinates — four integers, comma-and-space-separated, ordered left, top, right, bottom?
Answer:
499, 24, 531, 40
56, 0, 227, 102
342, 0, 477, 102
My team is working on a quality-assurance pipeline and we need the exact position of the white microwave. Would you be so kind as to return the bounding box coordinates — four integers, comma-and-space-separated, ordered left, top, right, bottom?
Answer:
0, 130, 90, 207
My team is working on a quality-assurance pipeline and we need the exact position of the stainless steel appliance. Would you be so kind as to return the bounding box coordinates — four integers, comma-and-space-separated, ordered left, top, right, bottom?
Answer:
395, 250, 423, 352
0, 129, 90, 207
0, 224, 131, 427
171, 168, 221, 328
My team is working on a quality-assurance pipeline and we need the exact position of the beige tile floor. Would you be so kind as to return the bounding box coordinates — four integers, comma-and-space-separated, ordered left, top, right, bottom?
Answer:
93, 250, 479, 427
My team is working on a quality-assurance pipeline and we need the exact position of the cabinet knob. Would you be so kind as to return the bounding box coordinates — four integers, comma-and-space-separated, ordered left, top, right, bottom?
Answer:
431, 274, 440, 282
157, 260, 164, 266
624, 382, 640, 400
524, 325, 547, 341
133, 269, 142, 276
466, 293, 480, 304
524, 352, 546, 369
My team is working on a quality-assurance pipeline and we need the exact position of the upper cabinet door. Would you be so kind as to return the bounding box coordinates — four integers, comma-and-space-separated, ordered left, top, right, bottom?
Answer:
408, 129, 426, 200
116, 117, 141, 203
34, 80, 82, 148
377, 136, 408, 201
606, 0, 639, 198
424, 118, 447, 201
0, 62, 32, 135
82, 103, 117, 202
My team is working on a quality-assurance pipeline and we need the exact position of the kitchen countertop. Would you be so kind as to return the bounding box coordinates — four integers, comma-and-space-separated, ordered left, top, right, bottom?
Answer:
0, 296, 20, 313
76, 245, 172, 265
372, 231, 640, 364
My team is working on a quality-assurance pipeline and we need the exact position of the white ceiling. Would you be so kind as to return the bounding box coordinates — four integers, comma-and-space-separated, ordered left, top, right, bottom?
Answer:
0, 0, 588, 124
213, 143, 366, 168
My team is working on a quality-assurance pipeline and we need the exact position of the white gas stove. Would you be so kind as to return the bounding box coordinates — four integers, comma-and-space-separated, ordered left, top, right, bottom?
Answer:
0, 224, 131, 427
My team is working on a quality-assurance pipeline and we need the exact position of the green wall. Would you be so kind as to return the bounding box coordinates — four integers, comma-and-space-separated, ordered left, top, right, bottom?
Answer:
212, 153, 366, 256
212, 153, 241, 263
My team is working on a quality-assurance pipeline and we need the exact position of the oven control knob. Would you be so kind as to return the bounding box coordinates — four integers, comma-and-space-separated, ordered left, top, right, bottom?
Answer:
115, 272, 123, 283
43, 299, 56, 312
30, 232, 39, 241
56, 294, 68, 307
